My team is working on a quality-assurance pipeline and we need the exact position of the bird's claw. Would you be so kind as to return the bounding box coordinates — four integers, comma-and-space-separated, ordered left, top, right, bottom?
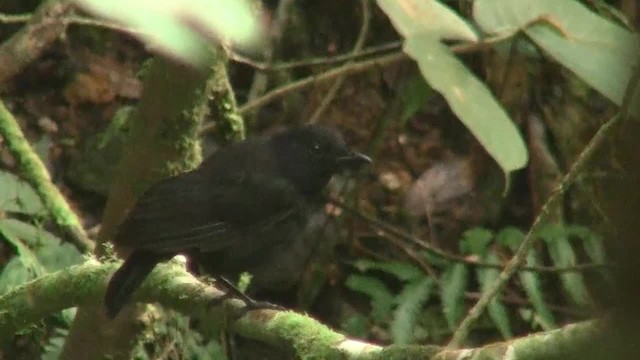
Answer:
233, 300, 285, 319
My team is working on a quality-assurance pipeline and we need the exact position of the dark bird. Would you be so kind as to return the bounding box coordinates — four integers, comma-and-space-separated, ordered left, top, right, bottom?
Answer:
104, 125, 371, 318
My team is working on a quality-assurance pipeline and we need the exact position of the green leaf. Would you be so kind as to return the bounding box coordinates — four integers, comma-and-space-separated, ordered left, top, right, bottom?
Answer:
0, 219, 83, 292
399, 77, 433, 125
0, 171, 43, 215
341, 314, 370, 338
441, 263, 469, 330
497, 227, 557, 330
404, 33, 528, 177
353, 259, 424, 281
346, 274, 396, 323
377, 0, 478, 41
567, 225, 612, 285
566, 225, 606, 264
477, 252, 513, 339
0, 218, 61, 248
0, 218, 82, 272
539, 225, 592, 308
495, 227, 525, 248
35, 243, 83, 273
0, 257, 34, 293
391, 277, 434, 344
0, 221, 46, 277
422, 250, 451, 269
473, 0, 639, 106
461, 227, 494, 255
76, 0, 262, 65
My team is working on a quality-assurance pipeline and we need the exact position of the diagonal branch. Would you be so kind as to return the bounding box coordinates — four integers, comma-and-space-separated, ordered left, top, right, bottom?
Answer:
0, 0, 75, 86
0, 100, 93, 253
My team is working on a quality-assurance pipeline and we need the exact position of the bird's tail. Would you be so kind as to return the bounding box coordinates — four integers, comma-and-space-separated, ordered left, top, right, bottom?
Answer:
104, 250, 158, 319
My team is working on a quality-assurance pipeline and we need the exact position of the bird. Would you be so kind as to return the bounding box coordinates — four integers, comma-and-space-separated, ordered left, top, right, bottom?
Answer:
104, 125, 371, 319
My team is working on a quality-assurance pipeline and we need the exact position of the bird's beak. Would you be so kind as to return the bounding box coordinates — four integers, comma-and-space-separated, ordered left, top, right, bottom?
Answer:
336, 151, 372, 170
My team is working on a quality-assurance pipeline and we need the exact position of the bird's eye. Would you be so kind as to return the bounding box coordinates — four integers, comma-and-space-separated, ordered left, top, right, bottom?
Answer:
310, 143, 322, 156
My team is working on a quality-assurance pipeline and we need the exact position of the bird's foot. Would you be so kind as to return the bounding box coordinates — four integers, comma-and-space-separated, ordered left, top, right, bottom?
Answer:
233, 299, 285, 319
207, 277, 285, 317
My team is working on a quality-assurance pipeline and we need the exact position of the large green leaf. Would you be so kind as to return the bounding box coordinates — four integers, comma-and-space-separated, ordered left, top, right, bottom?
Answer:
377, 0, 478, 41
474, 0, 639, 106
75, 0, 262, 65
441, 263, 469, 330
477, 252, 513, 339
404, 33, 528, 176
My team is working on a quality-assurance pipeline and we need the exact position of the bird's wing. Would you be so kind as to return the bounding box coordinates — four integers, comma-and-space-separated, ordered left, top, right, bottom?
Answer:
115, 169, 306, 254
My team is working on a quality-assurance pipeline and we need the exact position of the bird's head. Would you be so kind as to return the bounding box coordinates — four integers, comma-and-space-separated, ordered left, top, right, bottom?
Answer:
269, 125, 371, 196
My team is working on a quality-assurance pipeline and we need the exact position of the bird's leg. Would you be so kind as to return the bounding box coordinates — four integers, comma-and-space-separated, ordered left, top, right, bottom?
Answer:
210, 277, 285, 318
215, 277, 254, 303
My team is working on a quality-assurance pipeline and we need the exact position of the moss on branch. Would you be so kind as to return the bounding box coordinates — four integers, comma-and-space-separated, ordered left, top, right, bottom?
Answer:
0, 260, 614, 360
0, 100, 93, 253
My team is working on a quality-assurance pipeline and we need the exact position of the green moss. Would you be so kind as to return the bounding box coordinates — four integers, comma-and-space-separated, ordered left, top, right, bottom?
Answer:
364, 345, 442, 360
267, 312, 346, 360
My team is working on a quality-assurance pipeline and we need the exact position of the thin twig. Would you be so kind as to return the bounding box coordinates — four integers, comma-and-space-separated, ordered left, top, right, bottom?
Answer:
307, 0, 370, 124
384, 235, 440, 283
334, 199, 608, 274
227, 41, 402, 71
239, 32, 514, 115
272, 41, 401, 71
239, 51, 407, 114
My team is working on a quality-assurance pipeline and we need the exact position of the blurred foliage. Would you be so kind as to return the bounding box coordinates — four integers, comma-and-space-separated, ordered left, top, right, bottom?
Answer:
344, 224, 608, 344
0, 171, 84, 293
75, 0, 264, 65
0, 170, 84, 357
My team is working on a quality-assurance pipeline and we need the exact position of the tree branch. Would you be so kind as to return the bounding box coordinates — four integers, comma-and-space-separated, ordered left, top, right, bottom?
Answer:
0, 100, 93, 253
0, 260, 609, 360
0, 0, 75, 86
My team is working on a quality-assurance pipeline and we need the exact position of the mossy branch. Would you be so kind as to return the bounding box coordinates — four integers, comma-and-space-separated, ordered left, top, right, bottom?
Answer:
0, 260, 614, 360
0, 100, 93, 253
